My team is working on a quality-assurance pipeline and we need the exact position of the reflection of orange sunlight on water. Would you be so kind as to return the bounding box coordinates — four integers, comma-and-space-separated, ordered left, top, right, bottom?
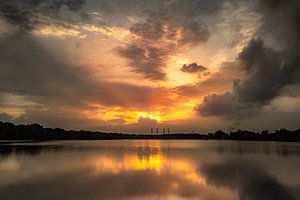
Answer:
92, 141, 205, 185
126, 154, 163, 172
93, 154, 205, 185
93, 154, 164, 174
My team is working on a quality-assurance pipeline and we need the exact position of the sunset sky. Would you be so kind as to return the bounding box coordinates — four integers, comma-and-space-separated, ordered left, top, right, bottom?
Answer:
0, 0, 299, 133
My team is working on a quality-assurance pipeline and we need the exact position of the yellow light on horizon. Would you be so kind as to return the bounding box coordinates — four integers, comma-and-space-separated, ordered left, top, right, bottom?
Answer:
137, 111, 163, 122
81, 102, 198, 125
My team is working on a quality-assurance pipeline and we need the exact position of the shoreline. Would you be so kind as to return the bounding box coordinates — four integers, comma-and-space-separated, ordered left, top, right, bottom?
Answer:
1, 121, 300, 142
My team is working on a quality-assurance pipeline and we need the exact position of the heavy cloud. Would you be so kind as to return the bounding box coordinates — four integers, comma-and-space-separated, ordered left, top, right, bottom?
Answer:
197, 0, 300, 118
116, 2, 213, 80
0, 33, 172, 107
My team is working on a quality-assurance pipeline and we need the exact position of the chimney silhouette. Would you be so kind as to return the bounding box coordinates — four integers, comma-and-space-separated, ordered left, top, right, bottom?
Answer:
156, 128, 158, 134
167, 128, 170, 134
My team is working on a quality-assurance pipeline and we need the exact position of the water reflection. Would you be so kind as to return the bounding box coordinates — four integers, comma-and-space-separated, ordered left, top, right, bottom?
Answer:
0, 140, 299, 200
202, 160, 295, 200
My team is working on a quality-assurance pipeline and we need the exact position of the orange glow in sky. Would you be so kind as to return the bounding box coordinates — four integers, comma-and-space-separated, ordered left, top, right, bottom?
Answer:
2, 0, 298, 133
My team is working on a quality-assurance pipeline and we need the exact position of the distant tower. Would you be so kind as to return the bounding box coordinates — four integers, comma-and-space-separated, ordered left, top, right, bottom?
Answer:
151, 128, 153, 134
156, 128, 158, 134
167, 128, 170, 134
163, 128, 165, 134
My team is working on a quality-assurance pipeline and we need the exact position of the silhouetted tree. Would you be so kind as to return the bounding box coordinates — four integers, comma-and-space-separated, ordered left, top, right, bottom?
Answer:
0, 121, 299, 141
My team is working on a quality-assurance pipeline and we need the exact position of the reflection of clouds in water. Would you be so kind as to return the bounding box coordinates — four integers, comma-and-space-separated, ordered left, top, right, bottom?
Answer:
1, 141, 298, 200
92, 153, 204, 185
0, 168, 203, 200
0, 142, 234, 200
201, 160, 295, 200
0, 154, 218, 200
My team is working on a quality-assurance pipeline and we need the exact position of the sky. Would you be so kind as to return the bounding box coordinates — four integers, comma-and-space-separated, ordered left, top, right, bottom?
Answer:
0, 0, 300, 133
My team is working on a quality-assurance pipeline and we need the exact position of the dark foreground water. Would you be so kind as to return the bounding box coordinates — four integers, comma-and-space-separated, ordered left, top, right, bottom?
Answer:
0, 140, 299, 200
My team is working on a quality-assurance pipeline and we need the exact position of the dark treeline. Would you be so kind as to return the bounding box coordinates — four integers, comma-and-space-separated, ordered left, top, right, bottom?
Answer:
0, 121, 300, 141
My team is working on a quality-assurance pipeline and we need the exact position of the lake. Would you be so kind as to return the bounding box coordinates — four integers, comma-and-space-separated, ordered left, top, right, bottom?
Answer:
0, 140, 299, 200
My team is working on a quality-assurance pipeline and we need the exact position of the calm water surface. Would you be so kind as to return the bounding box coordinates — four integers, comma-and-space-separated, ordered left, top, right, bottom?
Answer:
0, 140, 299, 200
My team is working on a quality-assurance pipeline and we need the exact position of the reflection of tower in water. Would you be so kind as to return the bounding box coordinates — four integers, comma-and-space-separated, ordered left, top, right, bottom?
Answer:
134, 140, 170, 172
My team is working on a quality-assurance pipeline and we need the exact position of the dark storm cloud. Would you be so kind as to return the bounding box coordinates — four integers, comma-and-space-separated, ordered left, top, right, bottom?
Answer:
0, 33, 171, 110
196, 91, 260, 119
196, 92, 236, 117
235, 39, 299, 104
201, 160, 295, 200
116, 1, 214, 80
196, 0, 300, 118
197, 38, 300, 118
0, 0, 86, 31
181, 63, 207, 73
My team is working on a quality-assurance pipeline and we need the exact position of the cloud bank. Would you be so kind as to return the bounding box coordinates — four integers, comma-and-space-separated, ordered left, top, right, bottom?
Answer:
197, 0, 300, 119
